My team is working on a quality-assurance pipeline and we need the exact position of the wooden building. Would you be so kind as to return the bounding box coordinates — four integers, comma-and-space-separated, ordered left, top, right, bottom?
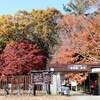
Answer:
46, 63, 100, 95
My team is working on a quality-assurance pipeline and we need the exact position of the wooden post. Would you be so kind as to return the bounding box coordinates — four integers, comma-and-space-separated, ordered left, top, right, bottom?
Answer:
33, 84, 36, 96
11, 77, 13, 95
83, 72, 86, 92
48, 84, 51, 95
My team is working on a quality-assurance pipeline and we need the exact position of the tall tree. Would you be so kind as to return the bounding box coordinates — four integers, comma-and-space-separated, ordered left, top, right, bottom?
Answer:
0, 15, 14, 53
14, 8, 61, 54
63, 0, 99, 15
51, 14, 100, 64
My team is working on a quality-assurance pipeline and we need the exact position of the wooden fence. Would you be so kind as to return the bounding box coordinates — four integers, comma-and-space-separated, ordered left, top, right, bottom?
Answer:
0, 75, 45, 96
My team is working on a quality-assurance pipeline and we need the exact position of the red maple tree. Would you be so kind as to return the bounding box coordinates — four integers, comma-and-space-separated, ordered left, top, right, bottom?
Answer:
0, 42, 46, 78
51, 14, 100, 64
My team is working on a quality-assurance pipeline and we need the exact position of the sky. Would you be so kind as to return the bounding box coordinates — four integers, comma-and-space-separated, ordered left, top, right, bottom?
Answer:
0, 0, 70, 16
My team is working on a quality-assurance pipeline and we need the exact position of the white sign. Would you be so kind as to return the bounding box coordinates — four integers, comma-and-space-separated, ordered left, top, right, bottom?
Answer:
91, 68, 100, 73
71, 81, 77, 86
68, 65, 87, 70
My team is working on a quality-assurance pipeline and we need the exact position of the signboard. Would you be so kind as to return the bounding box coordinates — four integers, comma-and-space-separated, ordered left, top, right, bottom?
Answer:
68, 65, 87, 71
71, 80, 77, 91
32, 72, 51, 84
44, 74, 51, 84
32, 73, 44, 84
71, 81, 77, 86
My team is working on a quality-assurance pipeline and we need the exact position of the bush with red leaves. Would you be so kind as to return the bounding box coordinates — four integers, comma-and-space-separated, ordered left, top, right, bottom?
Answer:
0, 42, 46, 78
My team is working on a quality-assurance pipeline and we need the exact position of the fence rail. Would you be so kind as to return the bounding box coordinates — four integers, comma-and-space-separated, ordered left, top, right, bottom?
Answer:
0, 75, 45, 96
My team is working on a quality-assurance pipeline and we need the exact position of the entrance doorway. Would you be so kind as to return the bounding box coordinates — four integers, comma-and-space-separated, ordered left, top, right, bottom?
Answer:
84, 73, 98, 94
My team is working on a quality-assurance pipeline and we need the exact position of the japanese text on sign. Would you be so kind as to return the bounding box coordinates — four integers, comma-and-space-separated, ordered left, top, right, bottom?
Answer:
68, 65, 87, 70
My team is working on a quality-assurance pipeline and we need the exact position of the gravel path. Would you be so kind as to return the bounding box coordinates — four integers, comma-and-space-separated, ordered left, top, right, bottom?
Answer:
71, 96, 100, 100
0, 95, 72, 100
0, 93, 100, 100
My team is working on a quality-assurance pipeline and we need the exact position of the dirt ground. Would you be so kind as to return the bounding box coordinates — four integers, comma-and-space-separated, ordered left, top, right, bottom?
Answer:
0, 95, 72, 100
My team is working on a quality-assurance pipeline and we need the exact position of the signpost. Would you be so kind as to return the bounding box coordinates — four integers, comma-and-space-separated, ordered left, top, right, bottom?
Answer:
32, 73, 44, 84
31, 70, 52, 95
71, 80, 77, 91
44, 74, 51, 84
31, 71, 52, 84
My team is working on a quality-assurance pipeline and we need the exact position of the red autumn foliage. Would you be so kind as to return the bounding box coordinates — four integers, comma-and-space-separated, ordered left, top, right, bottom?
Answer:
65, 72, 88, 85
51, 15, 100, 65
0, 42, 46, 78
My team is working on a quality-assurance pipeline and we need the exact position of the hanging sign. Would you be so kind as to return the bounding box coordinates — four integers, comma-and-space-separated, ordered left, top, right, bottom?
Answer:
68, 65, 87, 71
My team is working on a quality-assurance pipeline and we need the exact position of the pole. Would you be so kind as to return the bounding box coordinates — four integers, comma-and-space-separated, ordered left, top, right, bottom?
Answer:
89, 73, 91, 94
83, 72, 86, 92
48, 84, 51, 95
33, 84, 36, 96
